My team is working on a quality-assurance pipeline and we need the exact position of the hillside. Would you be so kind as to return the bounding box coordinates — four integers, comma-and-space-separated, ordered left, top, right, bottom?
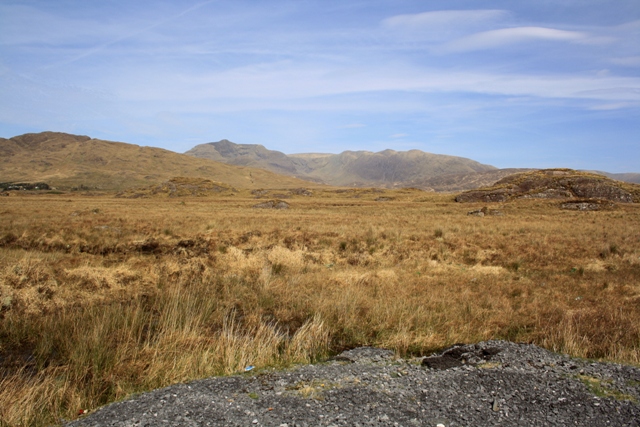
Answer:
456, 169, 640, 203
391, 168, 536, 192
586, 171, 640, 184
186, 140, 497, 189
0, 132, 315, 191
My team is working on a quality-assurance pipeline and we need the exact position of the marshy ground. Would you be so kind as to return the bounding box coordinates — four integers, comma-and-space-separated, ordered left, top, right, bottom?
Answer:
1, 188, 639, 426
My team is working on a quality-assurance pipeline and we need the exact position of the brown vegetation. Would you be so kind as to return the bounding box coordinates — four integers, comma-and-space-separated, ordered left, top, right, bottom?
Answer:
456, 169, 640, 203
1, 189, 639, 426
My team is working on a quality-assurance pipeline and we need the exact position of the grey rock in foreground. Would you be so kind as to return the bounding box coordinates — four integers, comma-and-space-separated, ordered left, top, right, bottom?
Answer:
68, 341, 640, 427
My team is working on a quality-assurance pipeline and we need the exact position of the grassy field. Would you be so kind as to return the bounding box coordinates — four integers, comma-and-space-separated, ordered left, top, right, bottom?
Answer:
1, 189, 639, 426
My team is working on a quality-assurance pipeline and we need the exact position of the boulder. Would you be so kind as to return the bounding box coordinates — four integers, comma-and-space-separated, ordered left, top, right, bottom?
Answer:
252, 200, 290, 209
561, 200, 615, 211
422, 344, 501, 370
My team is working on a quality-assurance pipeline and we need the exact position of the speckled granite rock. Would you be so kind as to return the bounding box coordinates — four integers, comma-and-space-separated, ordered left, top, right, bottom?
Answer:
67, 341, 640, 427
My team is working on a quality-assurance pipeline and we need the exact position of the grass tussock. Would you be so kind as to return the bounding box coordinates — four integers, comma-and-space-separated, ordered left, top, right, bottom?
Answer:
0, 190, 639, 426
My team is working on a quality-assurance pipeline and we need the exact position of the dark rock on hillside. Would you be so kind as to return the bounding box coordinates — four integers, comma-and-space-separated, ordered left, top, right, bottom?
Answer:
0, 182, 51, 191
561, 200, 615, 211
467, 207, 503, 217
422, 343, 501, 370
289, 188, 313, 196
251, 188, 313, 199
456, 169, 640, 204
457, 187, 513, 203
67, 340, 640, 427
252, 200, 290, 209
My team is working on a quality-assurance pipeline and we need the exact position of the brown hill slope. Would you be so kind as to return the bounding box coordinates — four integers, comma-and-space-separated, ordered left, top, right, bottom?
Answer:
185, 139, 306, 177
390, 168, 535, 192
292, 149, 498, 187
586, 171, 640, 184
0, 132, 315, 191
456, 169, 640, 203
412, 169, 640, 192
186, 140, 496, 188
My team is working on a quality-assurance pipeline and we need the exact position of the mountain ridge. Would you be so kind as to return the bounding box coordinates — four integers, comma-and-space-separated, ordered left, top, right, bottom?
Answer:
3, 132, 639, 192
186, 139, 498, 189
186, 139, 640, 190
0, 132, 314, 191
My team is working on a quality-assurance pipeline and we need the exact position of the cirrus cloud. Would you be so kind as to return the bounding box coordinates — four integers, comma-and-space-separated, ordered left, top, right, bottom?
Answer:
382, 9, 508, 41
383, 9, 507, 29
440, 26, 587, 53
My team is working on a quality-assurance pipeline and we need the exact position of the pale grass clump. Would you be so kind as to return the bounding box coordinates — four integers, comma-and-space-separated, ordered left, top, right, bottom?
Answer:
266, 245, 307, 273
0, 256, 59, 315
1, 256, 55, 290
220, 246, 264, 276
373, 269, 398, 283
285, 315, 330, 363
63, 265, 142, 291
622, 252, 640, 266
469, 265, 506, 275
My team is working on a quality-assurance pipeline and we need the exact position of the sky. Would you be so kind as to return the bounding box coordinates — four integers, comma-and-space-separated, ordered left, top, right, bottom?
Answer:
1, 0, 639, 172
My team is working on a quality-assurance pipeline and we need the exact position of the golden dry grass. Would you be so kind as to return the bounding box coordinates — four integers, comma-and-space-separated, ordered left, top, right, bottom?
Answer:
1, 189, 639, 426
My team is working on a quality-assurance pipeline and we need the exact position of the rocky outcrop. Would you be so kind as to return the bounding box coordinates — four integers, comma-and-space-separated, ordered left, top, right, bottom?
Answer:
252, 200, 290, 209
0, 182, 51, 191
251, 188, 312, 199
467, 207, 503, 217
456, 169, 640, 204
561, 200, 615, 211
67, 341, 640, 427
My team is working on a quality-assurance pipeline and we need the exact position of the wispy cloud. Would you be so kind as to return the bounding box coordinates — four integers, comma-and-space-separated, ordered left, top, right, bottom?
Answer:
440, 27, 587, 53
383, 9, 507, 29
41, 1, 217, 70
0, 4, 120, 45
113, 58, 640, 106
382, 9, 508, 42
588, 102, 635, 111
611, 56, 640, 67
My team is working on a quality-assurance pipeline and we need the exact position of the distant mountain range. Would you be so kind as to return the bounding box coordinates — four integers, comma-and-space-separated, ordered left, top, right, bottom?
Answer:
0, 132, 311, 191
584, 171, 640, 184
186, 139, 640, 190
186, 139, 498, 189
1, 132, 638, 192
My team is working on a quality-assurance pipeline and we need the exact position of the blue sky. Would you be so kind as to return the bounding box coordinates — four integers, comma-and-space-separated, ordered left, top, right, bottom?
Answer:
1, 0, 639, 172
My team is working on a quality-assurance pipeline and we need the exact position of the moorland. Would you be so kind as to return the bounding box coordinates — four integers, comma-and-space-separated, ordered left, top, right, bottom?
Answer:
1, 186, 639, 426
1, 132, 640, 426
